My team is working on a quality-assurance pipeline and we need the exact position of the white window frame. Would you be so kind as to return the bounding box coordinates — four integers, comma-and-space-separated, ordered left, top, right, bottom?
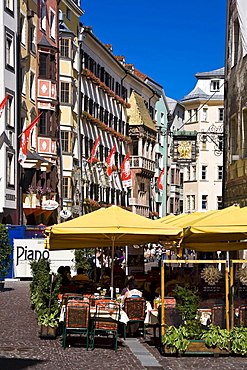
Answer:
218, 108, 224, 121
6, 151, 15, 188
29, 21, 36, 55
20, 13, 26, 46
6, 95, 14, 128
202, 108, 208, 121
5, 0, 14, 12
202, 195, 208, 210
40, 0, 46, 32
50, 8, 56, 40
211, 79, 220, 92
21, 65, 26, 96
201, 165, 207, 180
217, 165, 223, 180
6, 30, 14, 69
29, 70, 36, 102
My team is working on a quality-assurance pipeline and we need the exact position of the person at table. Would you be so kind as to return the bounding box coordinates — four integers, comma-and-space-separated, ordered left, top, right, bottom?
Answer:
72, 267, 90, 284
122, 279, 142, 302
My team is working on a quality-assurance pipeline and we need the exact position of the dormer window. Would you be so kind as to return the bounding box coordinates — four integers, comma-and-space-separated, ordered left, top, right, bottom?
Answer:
211, 79, 220, 92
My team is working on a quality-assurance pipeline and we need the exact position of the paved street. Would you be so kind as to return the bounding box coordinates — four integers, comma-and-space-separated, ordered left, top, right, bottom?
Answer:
0, 281, 247, 370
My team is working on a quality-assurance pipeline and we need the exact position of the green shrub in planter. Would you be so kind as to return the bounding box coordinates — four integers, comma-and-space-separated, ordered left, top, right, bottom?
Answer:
30, 259, 62, 331
0, 224, 13, 281
230, 326, 247, 355
162, 325, 190, 353
201, 324, 230, 350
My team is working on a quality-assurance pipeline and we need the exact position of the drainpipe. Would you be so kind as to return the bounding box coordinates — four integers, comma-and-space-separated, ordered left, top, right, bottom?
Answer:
77, 32, 85, 216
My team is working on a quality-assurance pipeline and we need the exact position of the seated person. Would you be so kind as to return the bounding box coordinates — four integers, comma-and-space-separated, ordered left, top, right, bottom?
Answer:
72, 267, 90, 285
122, 279, 142, 303
61, 265, 72, 286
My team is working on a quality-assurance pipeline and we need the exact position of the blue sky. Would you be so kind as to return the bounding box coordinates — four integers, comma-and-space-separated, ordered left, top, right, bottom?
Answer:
81, 0, 227, 101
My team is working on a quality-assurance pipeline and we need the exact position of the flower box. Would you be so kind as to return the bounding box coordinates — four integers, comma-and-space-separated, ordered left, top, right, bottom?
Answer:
40, 325, 57, 339
163, 340, 230, 356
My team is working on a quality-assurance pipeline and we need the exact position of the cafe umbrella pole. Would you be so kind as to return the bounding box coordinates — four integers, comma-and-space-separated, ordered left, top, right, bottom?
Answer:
161, 259, 165, 337
110, 236, 116, 298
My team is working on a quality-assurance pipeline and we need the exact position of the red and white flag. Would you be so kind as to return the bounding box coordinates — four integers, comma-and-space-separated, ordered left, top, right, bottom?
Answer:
158, 168, 165, 190
0, 94, 8, 118
106, 145, 116, 176
18, 113, 43, 167
121, 152, 132, 188
88, 134, 100, 163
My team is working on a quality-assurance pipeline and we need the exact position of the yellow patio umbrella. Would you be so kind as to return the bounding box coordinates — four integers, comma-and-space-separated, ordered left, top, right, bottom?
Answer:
181, 204, 246, 246
44, 206, 181, 290
157, 211, 218, 227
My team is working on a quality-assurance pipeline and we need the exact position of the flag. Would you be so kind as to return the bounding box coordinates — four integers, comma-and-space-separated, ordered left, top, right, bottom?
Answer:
18, 112, 43, 167
0, 94, 8, 118
88, 134, 100, 163
106, 145, 116, 176
158, 168, 165, 190
121, 152, 132, 188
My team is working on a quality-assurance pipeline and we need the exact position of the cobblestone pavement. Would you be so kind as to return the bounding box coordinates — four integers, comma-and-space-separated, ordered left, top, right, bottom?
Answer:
0, 281, 247, 370
0, 281, 144, 370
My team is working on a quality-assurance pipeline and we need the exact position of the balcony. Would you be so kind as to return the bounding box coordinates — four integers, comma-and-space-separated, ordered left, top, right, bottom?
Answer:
130, 156, 155, 173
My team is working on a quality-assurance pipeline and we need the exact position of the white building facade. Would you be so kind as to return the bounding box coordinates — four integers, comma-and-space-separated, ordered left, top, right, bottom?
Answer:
180, 68, 224, 213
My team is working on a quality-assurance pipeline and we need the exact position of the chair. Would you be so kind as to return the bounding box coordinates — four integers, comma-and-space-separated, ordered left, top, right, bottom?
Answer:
239, 305, 247, 326
62, 301, 90, 350
123, 298, 146, 339
91, 302, 120, 350
62, 293, 83, 305
89, 295, 113, 306
211, 304, 226, 329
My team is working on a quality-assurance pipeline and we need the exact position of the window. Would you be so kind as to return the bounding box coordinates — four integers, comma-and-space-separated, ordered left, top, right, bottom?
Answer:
202, 108, 208, 121
202, 195, 208, 210
66, 7, 71, 21
217, 165, 223, 180
30, 71, 35, 102
230, 116, 237, 156
217, 196, 222, 210
50, 9, 56, 40
140, 183, 145, 192
39, 53, 47, 76
5, 0, 14, 13
170, 198, 174, 214
21, 65, 26, 96
211, 79, 220, 91
171, 169, 175, 184
63, 177, 71, 199
188, 109, 192, 122
6, 152, 14, 188
186, 195, 195, 212
201, 165, 207, 180
187, 166, 191, 181
192, 165, 196, 181
232, 18, 240, 67
61, 131, 72, 153
6, 95, 14, 127
6, 30, 14, 70
60, 38, 70, 58
61, 82, 70, 103
20, 14, 26, 46
39, 110, 47, 135
219, 108, 224, 121
194, 108, 198, 121
40, 0, 46, 32
29, 22, 36, 54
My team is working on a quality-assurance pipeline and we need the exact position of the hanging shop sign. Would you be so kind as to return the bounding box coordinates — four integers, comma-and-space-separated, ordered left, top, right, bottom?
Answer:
172, 131, 198, 163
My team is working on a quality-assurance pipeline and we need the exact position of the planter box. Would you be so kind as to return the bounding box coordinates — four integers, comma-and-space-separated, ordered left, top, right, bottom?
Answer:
164, 340, 229, 356
40, 325, 57, 339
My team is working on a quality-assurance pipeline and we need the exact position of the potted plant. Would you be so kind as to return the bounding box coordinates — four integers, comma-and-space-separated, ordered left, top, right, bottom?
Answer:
30, 259, 62, 338
230, 326, 247, 355
0, 224, 12, 291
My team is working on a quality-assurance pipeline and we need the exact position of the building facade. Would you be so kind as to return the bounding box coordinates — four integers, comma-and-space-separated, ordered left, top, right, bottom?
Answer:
180, 68, 224, 213
0, 1, 18, 224
166, 97, 185, 214
224, 0, 247, 207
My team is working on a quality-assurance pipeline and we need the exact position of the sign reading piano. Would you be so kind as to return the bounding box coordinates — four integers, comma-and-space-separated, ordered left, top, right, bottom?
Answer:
13, 239, 74, 278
